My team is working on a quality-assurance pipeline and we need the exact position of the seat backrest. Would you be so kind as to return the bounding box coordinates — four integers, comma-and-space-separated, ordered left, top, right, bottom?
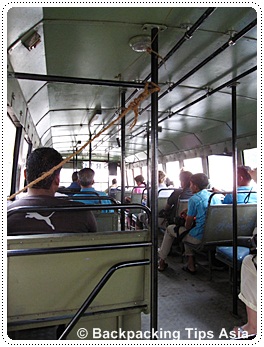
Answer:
115, 190, 131, 202
130, 193, 144, 214
7, 230, 151, 332
176, 199, 189, 216
201, 204, 257, 245
93, 211, 119, 231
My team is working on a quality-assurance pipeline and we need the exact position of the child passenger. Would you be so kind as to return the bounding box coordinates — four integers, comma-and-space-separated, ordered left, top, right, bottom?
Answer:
158, 173, 221, 273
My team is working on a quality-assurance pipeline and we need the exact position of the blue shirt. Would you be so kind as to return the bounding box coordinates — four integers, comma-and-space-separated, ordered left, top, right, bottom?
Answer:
223, 186, 257, 204
67, 181, 81, 189
74, 188, 113, 213
187, 189, 221, 240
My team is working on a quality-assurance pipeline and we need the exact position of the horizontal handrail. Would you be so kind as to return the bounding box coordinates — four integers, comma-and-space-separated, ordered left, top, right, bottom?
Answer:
208, 190, 257, 205
7, 240, 152, 257
7, 203, 151, 217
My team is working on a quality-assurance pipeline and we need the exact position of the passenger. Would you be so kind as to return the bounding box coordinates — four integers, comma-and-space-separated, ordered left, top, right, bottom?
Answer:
133, 174, 146, 194
105, 178, 118, 197
161, 170, 193, 226
7, 148, 97, 235
136, 171, 170, 229
125, 174, 146, 203
74, 168, 113, 213
158, 170, 171, 198
158, 173, 221, 273
213, 166, 257, 204
232, 168, 257, 338
165, 177, 174, 187
232, 250, 257, 338
125, 175, 146, 228
67, 171, 81, 190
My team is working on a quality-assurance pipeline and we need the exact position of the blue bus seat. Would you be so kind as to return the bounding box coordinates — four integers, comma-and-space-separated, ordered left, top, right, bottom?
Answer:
215, 246, 250, 269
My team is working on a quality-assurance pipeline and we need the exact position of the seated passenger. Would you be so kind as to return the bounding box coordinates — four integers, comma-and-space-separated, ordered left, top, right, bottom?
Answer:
158, 173, 221, 273
105, 178, 118, 198
137, 170, 193, 230
125, 175, 146, 228
223, 166, 257, 204
232, 251, 257, 338
74, 168, 113, 213
161, 170, 193, 226
7, 148, 97, 235
157, 170, 171, 197
67, 171, 81, 190
232, 169, 257, 338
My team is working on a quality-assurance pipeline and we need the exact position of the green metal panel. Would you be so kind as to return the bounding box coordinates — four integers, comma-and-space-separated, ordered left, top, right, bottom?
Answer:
7, 231, 151, 331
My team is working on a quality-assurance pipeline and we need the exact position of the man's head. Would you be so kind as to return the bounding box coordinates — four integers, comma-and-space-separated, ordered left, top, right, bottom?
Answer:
190, 173, 209, 193
179, 170, 193, 189
72, 171, 79, 182
237, 165, 252, 186
26, 147, 63, 190
78, 168, 95, 188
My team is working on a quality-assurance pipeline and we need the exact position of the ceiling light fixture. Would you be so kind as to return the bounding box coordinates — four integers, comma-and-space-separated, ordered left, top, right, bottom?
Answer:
129, 35, 151, 53
22, 29, 41, 51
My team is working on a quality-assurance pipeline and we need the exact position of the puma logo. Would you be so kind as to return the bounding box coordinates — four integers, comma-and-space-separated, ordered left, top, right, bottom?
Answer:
25, 212, 55, 230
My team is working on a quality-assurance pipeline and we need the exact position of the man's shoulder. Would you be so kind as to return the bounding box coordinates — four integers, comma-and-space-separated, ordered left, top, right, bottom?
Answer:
96, 190, 107, 196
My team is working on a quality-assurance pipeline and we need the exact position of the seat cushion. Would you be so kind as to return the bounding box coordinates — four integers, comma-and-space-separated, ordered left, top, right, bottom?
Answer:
215, 246, 250, 266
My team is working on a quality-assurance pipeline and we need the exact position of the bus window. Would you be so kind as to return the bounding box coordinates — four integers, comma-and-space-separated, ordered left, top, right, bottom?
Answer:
183, 157, 203, 175
243, 148, 257, 170
208, 155, 233, 191
165, 161, 180, 187
133, 167, 141, 180
126, 168, 134, 187
243, 148, 257, 188
6, 116, 17, 194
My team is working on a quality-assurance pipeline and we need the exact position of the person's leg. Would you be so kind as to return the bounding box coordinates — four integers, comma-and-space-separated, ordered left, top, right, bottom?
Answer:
158, 224, 176, 270
182, 234, 201, 272
233, 255, 257, 337
243, 306, 257, 335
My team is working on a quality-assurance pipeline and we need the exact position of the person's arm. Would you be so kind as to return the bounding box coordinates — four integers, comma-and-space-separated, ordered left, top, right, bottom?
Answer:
185, 215, 195, 230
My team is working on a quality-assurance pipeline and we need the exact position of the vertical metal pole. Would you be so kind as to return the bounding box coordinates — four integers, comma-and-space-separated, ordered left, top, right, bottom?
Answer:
120, 90, 126, 230
150, 27, 159, 337
146, 123, 150, 206
89, 134, 92, 167
231, 84, 238, 316
10, 126, 22, 197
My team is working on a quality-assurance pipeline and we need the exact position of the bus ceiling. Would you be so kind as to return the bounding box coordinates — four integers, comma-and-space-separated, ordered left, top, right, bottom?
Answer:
6, 7, 257, 163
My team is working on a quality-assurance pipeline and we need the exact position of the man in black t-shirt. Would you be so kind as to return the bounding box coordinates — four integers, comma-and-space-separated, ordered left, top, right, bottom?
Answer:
7, 148, 97, 235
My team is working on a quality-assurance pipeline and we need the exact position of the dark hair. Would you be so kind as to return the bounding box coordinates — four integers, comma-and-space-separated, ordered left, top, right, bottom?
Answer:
72, 171, 79, 182
237, 165, 252, 183
190, 173, 209, 190
26, 147, 63, 189
134, 175, 145, 184
112, 178, 117, 185
78, 168, 95, 187
179, 171, 193, 188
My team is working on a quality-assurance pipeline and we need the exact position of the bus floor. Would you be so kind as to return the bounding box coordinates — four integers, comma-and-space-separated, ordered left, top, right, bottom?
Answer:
141, 233, 248, 341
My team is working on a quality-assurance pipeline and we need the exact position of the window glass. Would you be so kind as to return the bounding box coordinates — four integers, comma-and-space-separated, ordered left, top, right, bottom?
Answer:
126, 169, 134, 187
208, 155, 233, 191
243, 148, 257, 169
183, 158, 203, 175
243, 148, 257, 189
165, 161, 180, 187
6, 116, 17, 194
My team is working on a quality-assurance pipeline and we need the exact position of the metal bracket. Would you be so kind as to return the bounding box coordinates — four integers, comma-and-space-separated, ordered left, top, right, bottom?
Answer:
142, 23, 167, 32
